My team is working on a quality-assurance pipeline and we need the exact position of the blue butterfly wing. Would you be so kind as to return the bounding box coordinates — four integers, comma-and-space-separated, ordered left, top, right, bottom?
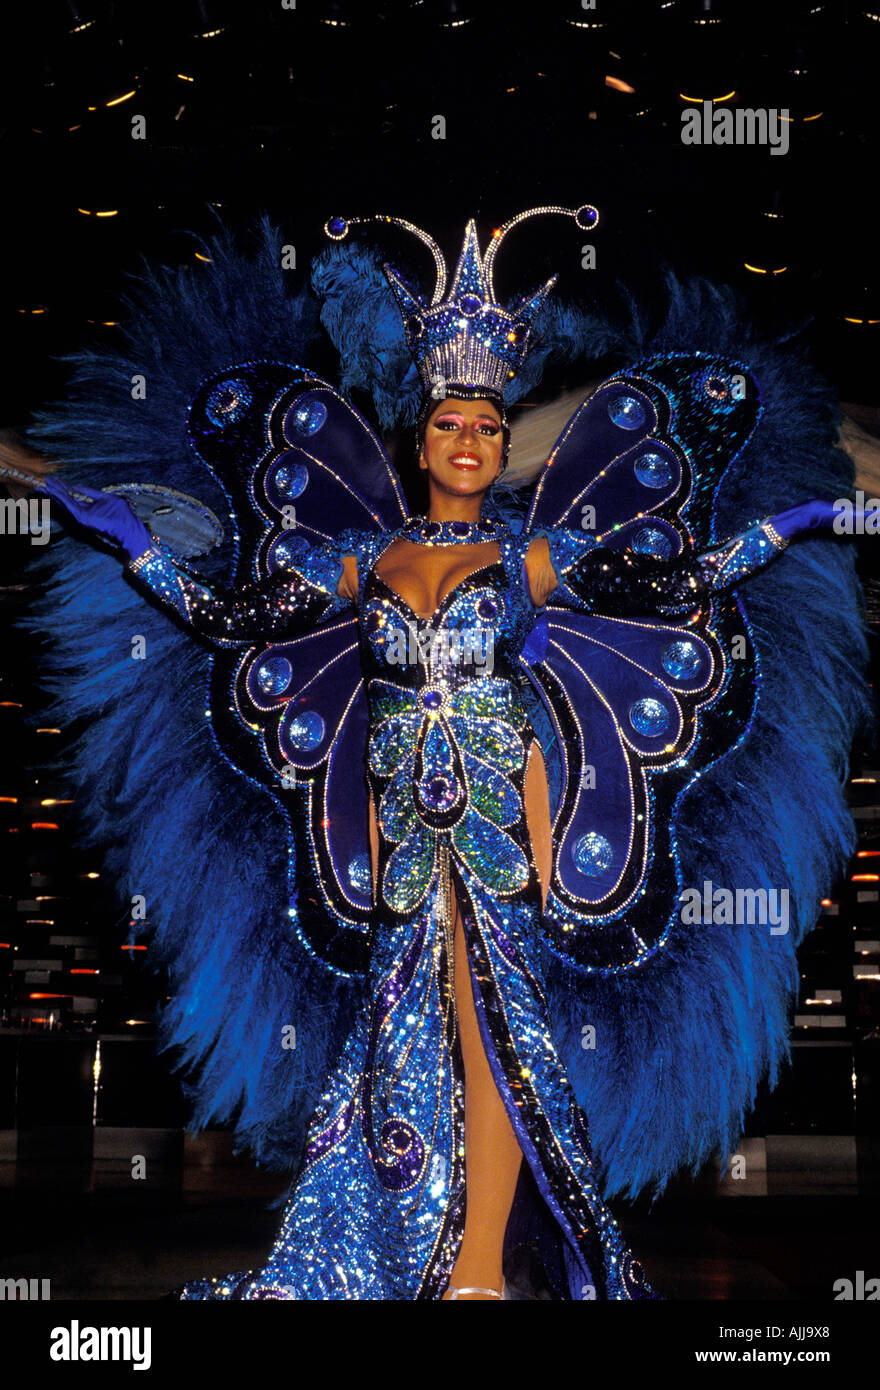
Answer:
187, 362, 408, 973
523, 352, 763, 972
188, 360, 408, 541
526, 352, 761, 548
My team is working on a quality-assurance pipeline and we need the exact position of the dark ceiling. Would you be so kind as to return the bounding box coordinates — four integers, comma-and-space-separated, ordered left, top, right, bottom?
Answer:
2, 0, 879, 425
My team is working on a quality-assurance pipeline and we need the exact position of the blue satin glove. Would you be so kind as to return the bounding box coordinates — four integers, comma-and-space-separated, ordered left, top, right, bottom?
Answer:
769, 498, 841, 541
43, 476, 154, 561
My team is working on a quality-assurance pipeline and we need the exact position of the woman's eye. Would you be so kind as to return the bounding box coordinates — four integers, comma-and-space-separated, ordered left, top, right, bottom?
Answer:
432, 418, 499, 434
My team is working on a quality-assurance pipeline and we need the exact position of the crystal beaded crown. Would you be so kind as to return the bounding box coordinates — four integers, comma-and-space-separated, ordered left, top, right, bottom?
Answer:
324, 205, 599, 399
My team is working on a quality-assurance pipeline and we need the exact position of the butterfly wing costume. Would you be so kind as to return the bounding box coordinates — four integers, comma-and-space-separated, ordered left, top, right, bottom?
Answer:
18, 209, 870, 1300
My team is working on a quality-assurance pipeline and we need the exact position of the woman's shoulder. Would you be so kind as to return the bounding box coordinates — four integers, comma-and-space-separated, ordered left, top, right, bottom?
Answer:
517, 526, 599, 607
326, 527, 398, 603
334, 527, 400, 569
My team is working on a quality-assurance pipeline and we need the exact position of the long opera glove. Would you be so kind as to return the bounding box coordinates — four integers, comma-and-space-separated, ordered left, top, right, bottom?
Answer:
548, 502, 846, 619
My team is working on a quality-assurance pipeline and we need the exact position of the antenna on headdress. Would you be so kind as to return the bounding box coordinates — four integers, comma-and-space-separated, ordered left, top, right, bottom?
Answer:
482, 204, 599, 298
324, 214, 448, 304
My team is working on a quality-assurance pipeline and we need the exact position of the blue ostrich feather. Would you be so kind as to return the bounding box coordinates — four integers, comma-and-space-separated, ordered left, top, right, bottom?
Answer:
18, 219, 364, 1174
536, 268, 874, 1201
17, 226, 872, 1203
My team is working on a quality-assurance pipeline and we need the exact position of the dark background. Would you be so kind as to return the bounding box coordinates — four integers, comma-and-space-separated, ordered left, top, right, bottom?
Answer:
2, 0, 880, 418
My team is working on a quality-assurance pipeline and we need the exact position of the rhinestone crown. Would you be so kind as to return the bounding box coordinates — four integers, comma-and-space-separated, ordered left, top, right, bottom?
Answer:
324, 205, 599, 399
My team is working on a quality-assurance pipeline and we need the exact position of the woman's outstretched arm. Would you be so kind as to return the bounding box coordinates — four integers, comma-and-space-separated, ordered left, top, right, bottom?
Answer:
40, 474, 357, 646
526, 501, 842, 615
125, 535, 356, 645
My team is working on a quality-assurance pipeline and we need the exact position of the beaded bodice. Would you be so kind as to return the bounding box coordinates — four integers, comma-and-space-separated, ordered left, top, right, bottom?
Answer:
354, 524, 540, 915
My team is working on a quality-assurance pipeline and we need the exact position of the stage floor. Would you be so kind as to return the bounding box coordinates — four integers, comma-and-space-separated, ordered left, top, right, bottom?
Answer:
0, 1186, 872, 1301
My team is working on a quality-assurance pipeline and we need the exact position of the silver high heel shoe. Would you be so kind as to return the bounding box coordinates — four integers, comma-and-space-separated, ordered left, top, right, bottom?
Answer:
447, 1281, 509, 1300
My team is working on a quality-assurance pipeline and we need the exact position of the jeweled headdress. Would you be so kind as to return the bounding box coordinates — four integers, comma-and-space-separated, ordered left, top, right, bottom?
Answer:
323, 205, 599, 400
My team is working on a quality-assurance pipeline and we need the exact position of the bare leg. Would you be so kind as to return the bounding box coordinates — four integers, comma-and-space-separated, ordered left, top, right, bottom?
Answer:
369, 791, 521, 1300
441, 890, 524, 1300
441, 742, 554, 1301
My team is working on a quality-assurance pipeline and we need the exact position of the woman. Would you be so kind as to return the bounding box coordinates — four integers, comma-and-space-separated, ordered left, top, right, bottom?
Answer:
33, 387, 836, 1303
10, 206, 860, 1299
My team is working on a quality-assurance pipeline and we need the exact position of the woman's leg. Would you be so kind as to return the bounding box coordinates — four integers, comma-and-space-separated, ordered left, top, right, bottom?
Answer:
441, 890, 525, 1300
441, 742, 555, 1301
376, 791, 521, 1299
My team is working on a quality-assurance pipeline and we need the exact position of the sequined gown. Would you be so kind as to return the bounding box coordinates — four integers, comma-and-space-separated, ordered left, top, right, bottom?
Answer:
126, 513, 786, 1300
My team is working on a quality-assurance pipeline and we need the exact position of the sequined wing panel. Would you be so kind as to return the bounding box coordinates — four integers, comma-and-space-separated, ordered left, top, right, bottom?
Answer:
187, 362, 409, 973
524, 351, 762, 550
188, 361, 409, 545
522, 352, 763, 972
215, 618, 374, 974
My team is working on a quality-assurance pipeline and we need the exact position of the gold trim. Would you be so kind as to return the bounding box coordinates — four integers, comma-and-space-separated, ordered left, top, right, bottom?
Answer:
763, 520, 789, 550
437, 839, 454, 978
127, 544, 159, 572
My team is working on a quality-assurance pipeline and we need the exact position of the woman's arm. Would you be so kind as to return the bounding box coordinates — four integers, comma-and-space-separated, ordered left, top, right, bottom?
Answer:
126, 534, 358, 646
40, 473, 357, 645
526, 501, 840, 616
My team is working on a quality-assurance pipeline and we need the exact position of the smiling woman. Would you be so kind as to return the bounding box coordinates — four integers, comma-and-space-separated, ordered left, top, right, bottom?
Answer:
373, 397, 557, 620
108, 352, 828, 1301
371, 396, 507, 619
17, 205, 868, 1302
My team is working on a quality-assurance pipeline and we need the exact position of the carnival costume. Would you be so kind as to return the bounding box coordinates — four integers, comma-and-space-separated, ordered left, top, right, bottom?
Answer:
13, 204, 870, 1300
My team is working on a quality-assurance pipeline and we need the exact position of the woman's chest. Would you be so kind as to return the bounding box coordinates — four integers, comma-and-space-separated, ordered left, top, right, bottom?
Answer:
372, 538, 503, 622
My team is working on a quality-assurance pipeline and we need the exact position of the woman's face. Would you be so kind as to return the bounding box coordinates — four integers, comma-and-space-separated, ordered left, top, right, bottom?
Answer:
419, 396, 504, 498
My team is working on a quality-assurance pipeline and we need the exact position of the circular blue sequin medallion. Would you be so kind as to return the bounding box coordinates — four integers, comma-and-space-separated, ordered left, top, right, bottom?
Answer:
289, 396, 328, 436
692, 366, 739, 413
287, 710, 326, 751
607, 394, 646, 430
630, 526, 673, 560
661, 639, 702, 679
347, 853, 371, 895
273, 458, 310, 499
273, 533, 309, 567
255, 656, 293, 696
572, 832, 614, 876
629, 697, 670, 736
205, 378, 253, 427
634, 451, 674, 489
